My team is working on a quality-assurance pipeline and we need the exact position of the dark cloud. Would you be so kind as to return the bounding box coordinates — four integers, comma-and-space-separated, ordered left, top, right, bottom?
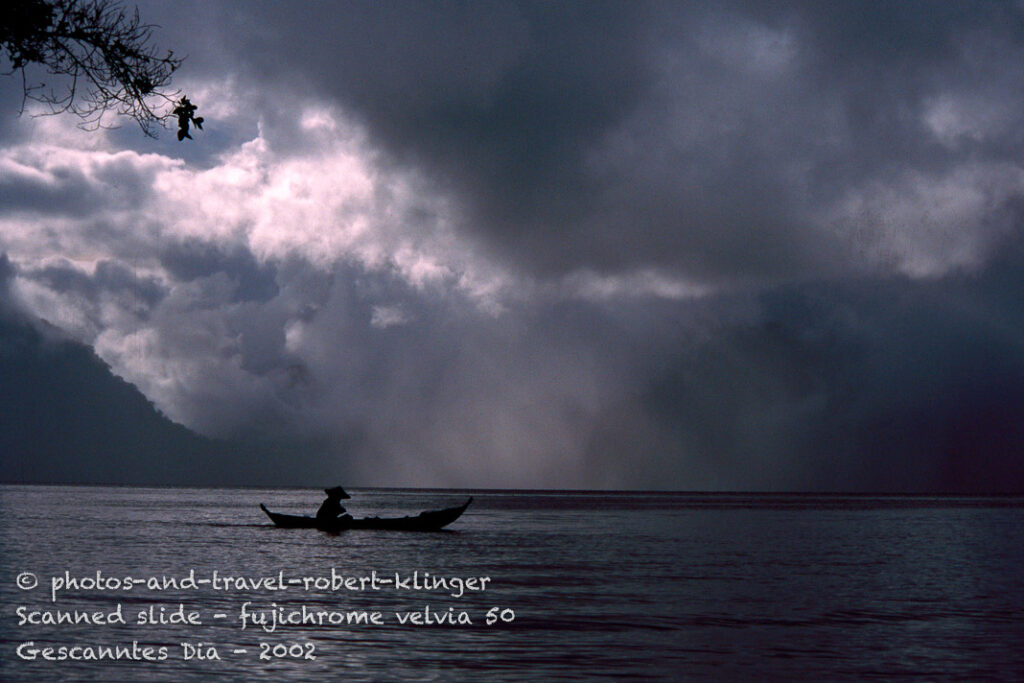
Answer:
160, 240, 279, 303
154, 0, 1024, 283
0, 253, 12, 287
2, 1, 1024, 491
629, 237, 1024, 492
30, 259, 163, 307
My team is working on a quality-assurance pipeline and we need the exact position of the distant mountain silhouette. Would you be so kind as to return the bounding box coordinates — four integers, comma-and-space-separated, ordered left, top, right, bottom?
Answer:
0, 308, 232, 484
0, 303, 340, 487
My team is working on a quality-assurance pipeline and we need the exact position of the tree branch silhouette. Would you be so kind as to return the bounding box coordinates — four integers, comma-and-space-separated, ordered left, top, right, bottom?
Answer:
1, 0, 194, 138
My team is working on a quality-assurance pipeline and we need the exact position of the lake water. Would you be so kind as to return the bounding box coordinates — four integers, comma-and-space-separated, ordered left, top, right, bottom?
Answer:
1, 486, 1023, 681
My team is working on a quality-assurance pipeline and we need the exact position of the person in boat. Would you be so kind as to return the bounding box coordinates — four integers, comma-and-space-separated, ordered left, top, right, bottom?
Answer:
316, 486, 353, 524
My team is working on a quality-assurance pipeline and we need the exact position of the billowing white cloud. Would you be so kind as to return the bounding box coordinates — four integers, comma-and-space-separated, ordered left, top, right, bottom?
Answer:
4, 1, 1024, 491
0, 98, 683, 486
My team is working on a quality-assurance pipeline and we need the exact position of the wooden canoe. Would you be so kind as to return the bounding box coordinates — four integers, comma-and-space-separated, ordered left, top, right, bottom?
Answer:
260, 497, 472, 531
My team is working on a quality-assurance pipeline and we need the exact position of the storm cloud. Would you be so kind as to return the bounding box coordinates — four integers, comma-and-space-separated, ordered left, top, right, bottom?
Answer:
163, 0, 1024, 283
2, 1, 1023, 490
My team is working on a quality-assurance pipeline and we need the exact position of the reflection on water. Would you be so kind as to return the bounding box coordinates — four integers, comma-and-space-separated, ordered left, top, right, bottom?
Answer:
1, 486, 1023, 681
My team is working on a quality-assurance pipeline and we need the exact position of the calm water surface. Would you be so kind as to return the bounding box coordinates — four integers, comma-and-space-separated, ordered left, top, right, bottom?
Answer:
1, 486, 1023, 681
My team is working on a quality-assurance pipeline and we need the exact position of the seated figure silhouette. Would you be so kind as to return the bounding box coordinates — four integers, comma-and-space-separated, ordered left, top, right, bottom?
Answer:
316, 486, 353, 526
172, 96, 204, 141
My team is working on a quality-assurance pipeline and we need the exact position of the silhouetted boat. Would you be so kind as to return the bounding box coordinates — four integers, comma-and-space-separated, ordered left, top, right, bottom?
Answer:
260, 497, 473, 531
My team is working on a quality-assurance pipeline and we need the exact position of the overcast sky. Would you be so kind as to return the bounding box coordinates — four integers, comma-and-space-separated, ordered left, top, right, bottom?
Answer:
2, 0, 1024, 490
